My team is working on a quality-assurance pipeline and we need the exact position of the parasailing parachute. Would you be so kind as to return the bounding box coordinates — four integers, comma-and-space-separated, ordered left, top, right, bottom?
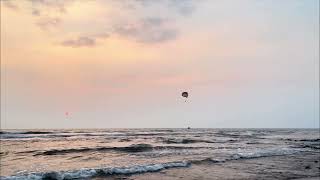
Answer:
182, 91, 190, 128
65, 112, 70, 119
182, 91, 188, 98
182, 92, 189, 102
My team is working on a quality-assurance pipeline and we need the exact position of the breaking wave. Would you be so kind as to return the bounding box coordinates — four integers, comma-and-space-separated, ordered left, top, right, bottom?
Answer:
2, 147, 304, 179
27, 144, 214, 156
230, 147, 301, 160
0, 161, 190, 180
161, 138, 216, 144
32, 144, 154, 156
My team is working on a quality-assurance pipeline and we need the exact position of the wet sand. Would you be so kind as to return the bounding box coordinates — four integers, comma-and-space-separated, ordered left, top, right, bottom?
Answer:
101, 151, 320, 180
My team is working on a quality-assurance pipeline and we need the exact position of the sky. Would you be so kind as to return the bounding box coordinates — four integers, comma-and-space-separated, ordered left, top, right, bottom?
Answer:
1, 0, 319, 129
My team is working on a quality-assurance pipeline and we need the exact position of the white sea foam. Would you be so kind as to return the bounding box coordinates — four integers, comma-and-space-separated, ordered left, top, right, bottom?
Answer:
0, 161, 190, 180
231, 147, 301, 160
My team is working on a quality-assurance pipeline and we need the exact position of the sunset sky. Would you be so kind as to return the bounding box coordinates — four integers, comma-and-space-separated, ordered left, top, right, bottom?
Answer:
1, 0, 319, 129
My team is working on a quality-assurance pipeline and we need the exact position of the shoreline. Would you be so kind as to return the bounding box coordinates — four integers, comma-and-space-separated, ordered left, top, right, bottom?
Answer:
99, 151, 320, 180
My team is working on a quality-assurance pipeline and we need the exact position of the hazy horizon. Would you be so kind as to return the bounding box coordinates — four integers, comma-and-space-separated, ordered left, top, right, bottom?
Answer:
1, 0, 319, 129
1, 128, 320, 130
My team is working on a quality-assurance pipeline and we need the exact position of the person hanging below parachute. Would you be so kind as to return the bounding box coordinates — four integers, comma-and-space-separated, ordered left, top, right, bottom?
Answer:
182, 91, 190, 129
182, 91, 188, 102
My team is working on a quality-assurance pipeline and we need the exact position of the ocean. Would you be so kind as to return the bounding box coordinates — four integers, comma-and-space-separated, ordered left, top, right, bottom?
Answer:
0, 128, 319, 179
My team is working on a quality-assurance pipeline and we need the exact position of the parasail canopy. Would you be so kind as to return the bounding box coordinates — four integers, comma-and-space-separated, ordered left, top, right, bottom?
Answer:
182, 92, 188, 98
